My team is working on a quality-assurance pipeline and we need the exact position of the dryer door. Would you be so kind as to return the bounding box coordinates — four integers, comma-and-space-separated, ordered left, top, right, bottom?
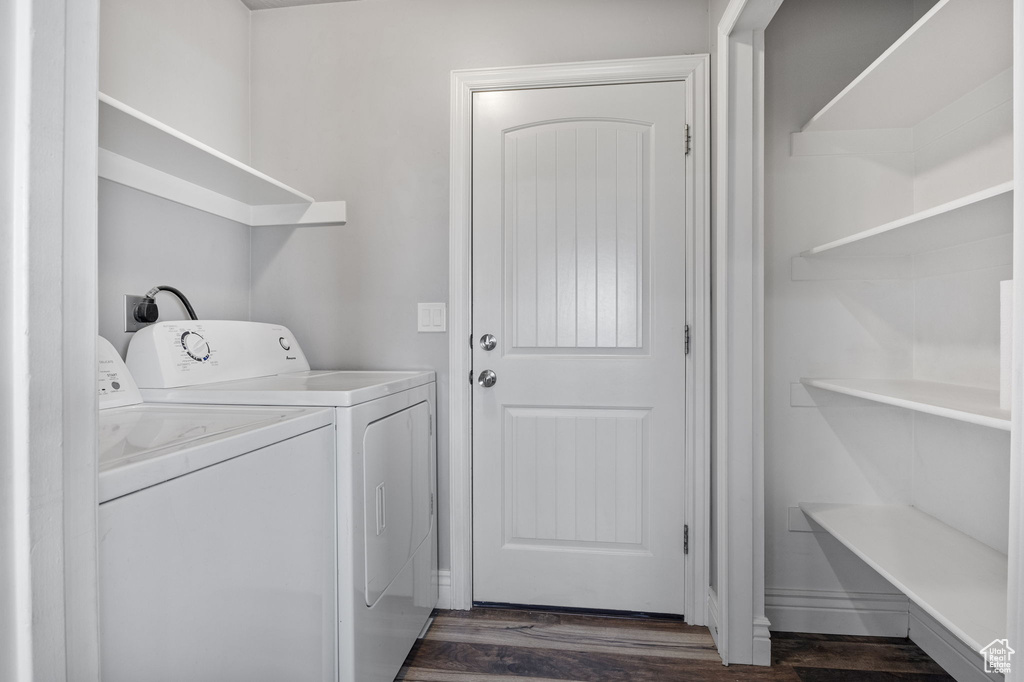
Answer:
363, 400, 432, 606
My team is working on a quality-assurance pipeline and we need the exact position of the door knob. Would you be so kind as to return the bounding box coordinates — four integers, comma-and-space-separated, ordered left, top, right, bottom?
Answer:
477, 369, 497, 388
479, 333, 497, 351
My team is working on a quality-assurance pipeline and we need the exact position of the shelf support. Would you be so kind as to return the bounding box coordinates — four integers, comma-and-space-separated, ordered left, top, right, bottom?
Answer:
791, 128, 913, 157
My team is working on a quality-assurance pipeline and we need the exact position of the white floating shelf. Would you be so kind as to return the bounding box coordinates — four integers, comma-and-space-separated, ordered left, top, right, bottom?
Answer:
801, 378, 1010, 431
800, 503, 1007, 652
98, 93, 345, 227
802, 183, 1013, 258
802, 0, 1012, 133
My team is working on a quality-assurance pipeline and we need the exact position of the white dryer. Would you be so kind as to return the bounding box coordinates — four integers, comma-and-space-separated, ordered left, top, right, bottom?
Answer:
98, 337, 337, 682
125, 320, 438, 682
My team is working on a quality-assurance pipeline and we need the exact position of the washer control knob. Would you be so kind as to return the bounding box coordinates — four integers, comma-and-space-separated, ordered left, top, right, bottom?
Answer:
180, 331, 211, 362
279, 337, 291, 351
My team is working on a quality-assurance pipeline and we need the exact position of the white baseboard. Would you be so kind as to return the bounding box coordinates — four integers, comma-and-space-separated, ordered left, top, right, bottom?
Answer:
765, 587, 910, 637
766, 588, 1002, 682
753, 615, 772, 666
436, 569, 452, 610
909, 604, 1002, 682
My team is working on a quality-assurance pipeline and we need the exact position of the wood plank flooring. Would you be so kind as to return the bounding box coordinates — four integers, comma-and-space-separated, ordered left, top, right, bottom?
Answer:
396, 607, 953, 681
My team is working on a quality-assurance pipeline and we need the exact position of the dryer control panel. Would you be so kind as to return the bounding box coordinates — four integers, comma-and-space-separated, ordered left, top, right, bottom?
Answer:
126, 320, 311, 388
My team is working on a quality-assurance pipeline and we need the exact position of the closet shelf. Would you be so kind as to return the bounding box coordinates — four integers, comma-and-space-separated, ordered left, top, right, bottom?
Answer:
98, 93, 346, 227
801, 378, 1010, 431
801, 183, 1013, 258
801, 0, 1011, 133
799, 503, 1007, 652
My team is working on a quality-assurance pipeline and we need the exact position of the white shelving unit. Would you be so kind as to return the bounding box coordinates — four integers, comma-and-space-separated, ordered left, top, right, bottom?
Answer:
801, 378, 1010, 431
801, 0, 1011, 133
98, 93, 346, 227
801, 183, 1013, 259
790, 0, 1014, 673
799, 504, 1007, 653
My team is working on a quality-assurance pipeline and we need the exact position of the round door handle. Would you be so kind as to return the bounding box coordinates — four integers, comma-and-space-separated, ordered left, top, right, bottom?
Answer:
477, 369, 497, 388
479, 333, 497, 351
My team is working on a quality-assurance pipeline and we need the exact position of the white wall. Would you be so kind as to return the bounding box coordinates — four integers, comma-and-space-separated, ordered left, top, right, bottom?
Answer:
97, 182, 253, 357
247, 0, 712, 576
98, 0, 253, 356
100, 0, 251, 161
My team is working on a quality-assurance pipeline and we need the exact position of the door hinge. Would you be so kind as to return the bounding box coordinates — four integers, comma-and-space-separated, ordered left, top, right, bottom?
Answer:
685, 124, 692, 155
683, 524, 689, 554
684, 324, 691, 355
429, 492, 435, 516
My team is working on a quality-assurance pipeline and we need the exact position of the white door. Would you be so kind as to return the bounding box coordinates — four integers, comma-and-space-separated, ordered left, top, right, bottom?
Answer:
472, 81, 690, 614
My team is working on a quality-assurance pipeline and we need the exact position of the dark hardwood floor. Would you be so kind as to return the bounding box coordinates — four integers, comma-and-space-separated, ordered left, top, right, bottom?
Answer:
395, 607, 953, 681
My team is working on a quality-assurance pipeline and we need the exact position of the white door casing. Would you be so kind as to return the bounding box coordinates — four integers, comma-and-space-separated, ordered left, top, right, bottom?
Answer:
710, 0, 781, 665
448, 55, 709, 621
5, 0, 100, 679
472, 81, 690, 613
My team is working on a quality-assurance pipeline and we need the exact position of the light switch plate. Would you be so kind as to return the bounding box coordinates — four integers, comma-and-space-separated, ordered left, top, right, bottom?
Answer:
417, 303, 447, 333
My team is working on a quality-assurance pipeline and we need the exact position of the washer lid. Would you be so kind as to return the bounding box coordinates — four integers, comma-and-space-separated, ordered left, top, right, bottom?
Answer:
99, 403, 334, 503
139, 370, 436, 407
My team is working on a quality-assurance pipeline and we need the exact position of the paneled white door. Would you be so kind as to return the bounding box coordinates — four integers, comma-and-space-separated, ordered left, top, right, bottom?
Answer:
472, 81, 689, 613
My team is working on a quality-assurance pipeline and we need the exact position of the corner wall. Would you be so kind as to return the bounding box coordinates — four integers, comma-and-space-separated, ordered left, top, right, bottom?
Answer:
100, 0, 251, 162
98, 0, 253, 357
247, 0, 712, 576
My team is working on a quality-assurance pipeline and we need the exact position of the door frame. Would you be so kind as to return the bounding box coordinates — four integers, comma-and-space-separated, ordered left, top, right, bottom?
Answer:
709, 0, 781, 665
447, 55, 710, 625
5, 0, 100, 678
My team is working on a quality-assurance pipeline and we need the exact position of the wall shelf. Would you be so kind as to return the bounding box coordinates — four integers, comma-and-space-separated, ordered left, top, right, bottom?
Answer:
801, 378, 1010, 431
801, 183, 1013, 258
98, 93, 345, 227
801, 0, 1011, 133
799, 503, 1007, 652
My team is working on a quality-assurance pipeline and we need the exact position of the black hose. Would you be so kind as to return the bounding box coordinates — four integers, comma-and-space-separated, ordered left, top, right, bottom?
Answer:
146, 285, 198, 320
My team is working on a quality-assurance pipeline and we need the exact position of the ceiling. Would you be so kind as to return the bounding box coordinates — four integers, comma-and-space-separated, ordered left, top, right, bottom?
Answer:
240, 0, 359, 10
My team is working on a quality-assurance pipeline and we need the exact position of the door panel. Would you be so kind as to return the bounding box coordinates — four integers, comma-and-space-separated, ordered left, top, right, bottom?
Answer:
472, 81, 687, 613
504, 121, 649, 351
504, 407, 648, 548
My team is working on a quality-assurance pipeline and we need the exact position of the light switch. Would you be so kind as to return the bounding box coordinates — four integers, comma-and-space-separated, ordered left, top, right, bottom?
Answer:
417, 303, 447, 332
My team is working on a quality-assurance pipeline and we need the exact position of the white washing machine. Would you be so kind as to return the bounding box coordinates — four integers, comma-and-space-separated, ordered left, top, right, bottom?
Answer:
97, 337, 338, 682
125, 320, 438, 682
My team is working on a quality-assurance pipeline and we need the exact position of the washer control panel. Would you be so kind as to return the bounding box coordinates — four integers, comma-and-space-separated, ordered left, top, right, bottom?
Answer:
98, 336, 143, 409
126, 320, 310, 388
